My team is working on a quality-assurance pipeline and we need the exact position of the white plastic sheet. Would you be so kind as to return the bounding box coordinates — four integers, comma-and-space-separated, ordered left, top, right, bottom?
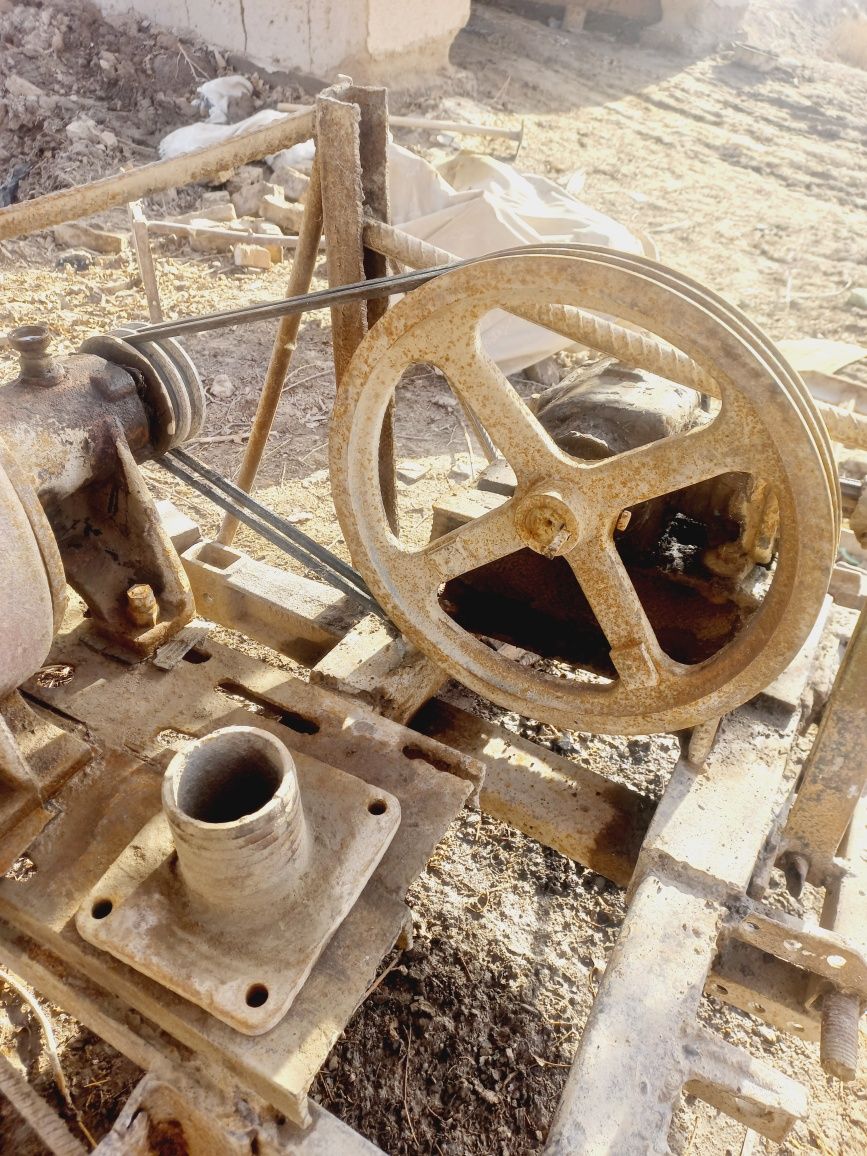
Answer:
159, 118, 647, 372
388, 145, 646, 373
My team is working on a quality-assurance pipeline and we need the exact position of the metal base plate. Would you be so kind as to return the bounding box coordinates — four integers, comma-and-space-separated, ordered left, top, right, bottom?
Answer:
76, 739, 400, 1034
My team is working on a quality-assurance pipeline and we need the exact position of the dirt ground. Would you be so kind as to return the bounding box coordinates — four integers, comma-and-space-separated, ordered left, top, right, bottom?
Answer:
1, 0, 867, 1152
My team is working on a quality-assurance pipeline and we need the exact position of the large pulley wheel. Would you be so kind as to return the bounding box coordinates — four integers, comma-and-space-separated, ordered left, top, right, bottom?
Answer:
331, 250, 838, 735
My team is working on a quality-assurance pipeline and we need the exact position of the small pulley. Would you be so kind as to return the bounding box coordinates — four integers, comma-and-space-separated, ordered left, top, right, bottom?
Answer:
80, 322, 207, 454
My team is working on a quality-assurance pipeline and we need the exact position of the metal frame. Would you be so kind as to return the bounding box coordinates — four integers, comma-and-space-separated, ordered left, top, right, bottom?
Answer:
0, 85, 865, 1155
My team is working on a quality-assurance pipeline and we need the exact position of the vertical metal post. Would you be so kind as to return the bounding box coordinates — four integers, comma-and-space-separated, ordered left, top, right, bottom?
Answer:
316, 85, 397, 534
818, 787, 867, 1080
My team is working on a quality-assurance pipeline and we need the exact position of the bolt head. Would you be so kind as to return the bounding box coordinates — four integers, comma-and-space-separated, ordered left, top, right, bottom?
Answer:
514, 487, 579, 558
10, 323, 65, 386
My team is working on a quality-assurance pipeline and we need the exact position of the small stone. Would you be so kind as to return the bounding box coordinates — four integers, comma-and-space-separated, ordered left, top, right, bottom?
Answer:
188, 223, 234, 253
233, 243, 272, 271
847, 288, 867, 312
268, 163, 310, 202
174, 203, 237, 225
261, 192, 304, 233
521, 356, 560, 386
5, 75, 44, 99
209, 374, 235, 399
65, 115, 104, 146
231, 181, 267, 219
286, 510, 313, 525
98, 50, 119, 76
397, 460, 429, 484
227, 165, 263, 193
201, 190, 231, 207
55, 250, 94, 271
53, 222, 125, 255
231, 217, 284, 262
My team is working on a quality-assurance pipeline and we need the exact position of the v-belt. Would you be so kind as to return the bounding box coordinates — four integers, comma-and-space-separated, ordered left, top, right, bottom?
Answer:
160, 449, 385, 620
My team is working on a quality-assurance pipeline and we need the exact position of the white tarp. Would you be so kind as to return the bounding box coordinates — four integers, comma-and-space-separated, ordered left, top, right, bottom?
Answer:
387, 145, 646, 373
160, 114, 647, 373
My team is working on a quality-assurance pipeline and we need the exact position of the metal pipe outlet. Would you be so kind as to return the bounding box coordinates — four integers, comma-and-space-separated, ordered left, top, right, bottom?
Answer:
162, 726, 311, 920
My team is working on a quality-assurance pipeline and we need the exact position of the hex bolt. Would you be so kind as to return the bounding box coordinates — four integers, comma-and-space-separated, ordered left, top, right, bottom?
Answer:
162, 725, 311, 922
9, 324, 65, 387
126, 583, 159, 628
820, 989, 861, 1081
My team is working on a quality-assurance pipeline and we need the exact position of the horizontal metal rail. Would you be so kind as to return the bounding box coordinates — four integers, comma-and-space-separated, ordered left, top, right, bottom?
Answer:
0, 110, 315, 241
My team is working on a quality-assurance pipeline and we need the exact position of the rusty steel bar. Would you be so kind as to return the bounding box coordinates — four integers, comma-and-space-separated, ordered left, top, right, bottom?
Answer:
819, 402, 867, 451
363, 219, 867, 451
0, 1053, 86, 1156
781, 606, 867, 886
216, 161, 324, 546
277, 102, 522, 142
0, 110, 314, 241
361, 219, 722, 393
818, 787, 867, 1080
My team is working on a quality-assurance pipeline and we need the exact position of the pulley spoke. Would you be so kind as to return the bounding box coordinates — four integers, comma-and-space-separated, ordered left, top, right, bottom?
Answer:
407, 498, 523, 589
579, 411, 750, 516
566, 536, 669, 689
437, 338, 562, 480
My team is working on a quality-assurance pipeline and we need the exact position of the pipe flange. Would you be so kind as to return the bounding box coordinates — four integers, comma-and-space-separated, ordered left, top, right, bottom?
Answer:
75, 724, 401, 1035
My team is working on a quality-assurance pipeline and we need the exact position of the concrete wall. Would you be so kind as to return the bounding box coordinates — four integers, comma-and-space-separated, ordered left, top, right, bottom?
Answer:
99, 0, 470, 81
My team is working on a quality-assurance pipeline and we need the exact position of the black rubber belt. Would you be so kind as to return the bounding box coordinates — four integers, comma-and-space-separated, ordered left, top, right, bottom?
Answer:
160, 449, 385, 620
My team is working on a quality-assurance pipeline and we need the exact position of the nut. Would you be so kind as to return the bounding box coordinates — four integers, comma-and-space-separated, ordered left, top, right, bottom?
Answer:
126, 583, 158, 628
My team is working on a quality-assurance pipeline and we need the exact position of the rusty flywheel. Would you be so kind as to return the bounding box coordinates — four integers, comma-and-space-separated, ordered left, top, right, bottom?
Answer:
331, 250, 839, 735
